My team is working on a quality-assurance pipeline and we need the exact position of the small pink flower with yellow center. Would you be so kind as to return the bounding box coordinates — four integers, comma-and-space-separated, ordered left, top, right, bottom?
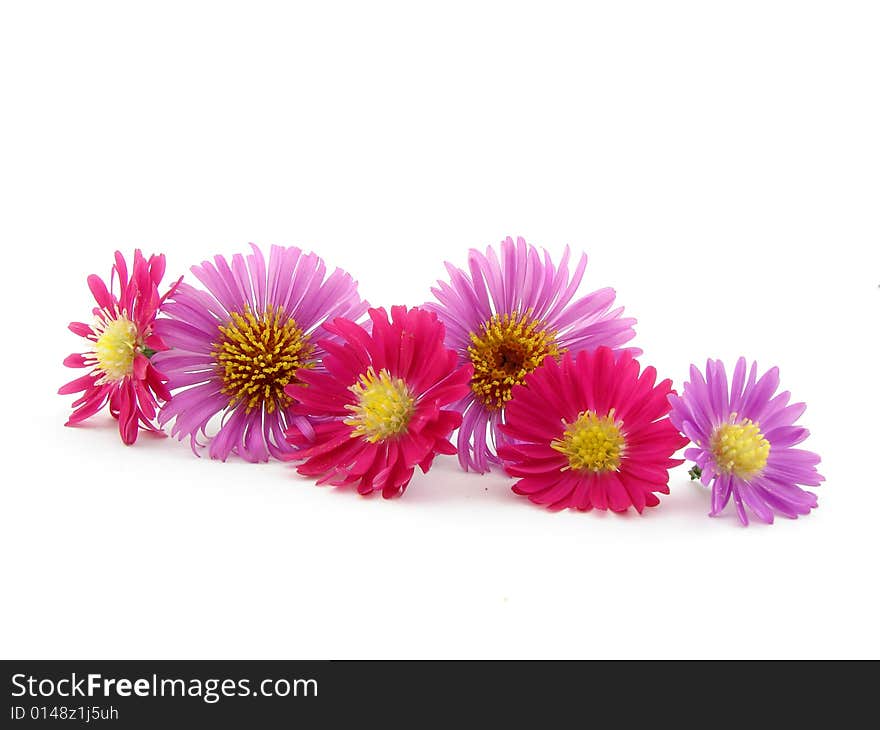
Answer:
59, 250, 180, 444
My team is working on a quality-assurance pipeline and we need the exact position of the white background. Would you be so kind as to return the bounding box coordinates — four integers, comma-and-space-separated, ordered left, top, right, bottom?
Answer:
1, 1, 878, 659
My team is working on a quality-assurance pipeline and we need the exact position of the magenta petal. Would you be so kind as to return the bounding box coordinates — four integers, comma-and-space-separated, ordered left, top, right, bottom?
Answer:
63, 353, 88, 368
133, 353, 148, 380
59, 374, 97, 395
87, 274, 113, 310
68, 321, 94, 338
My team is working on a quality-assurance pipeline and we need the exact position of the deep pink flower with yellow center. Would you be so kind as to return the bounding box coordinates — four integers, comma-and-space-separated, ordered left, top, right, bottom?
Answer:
426, 236, 638, 473
59, 250, 180, 444
498, 347, 687, 513
669, 358, 824, 525
284, 306, 473, 498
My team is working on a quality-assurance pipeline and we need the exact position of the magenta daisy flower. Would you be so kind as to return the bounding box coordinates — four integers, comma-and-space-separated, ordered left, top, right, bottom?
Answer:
669, 358, 824, 525
59, 250, 180, 444
425, 236, 638, 473
498, 348, 687, 513
153, 244, 367, 462
284, 306, 473, 498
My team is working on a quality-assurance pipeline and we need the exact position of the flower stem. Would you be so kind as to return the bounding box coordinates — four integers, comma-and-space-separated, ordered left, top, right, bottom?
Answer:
688, 465, 702, 481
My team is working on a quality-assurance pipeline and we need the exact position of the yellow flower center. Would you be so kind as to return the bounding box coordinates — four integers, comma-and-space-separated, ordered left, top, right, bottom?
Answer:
710, 418, 770, 479
551, 410, 626, 473
467, 311, 560, 409
94, 316, 139, 382
214, 304, 314, 413
344, 367, 415, 443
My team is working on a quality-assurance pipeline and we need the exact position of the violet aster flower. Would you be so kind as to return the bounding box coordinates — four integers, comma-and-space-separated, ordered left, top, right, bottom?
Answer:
153, 244, 367, 462
425, 236, 638, 472
669, 358, 824, 525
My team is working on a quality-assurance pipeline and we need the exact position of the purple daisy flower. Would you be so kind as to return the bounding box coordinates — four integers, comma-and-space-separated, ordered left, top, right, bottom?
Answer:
425, 236, 638, 473
153, 244, 367, 462
669, 358, 824, 525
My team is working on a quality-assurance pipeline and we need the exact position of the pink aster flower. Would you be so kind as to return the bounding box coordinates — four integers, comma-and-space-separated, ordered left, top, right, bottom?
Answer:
59, 250, 180, 444
425, 236, 638, 473
498, 347, 687, 513
153, 244, 367, 462
284, 306, 473, 498
669, 358, 824, 525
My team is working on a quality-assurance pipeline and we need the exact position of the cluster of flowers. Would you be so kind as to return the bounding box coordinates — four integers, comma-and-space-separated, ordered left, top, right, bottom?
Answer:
60, 238, 824, 525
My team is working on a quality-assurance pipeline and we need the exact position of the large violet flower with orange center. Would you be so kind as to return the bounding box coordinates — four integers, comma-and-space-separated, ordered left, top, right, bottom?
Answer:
498, 347, 687, 513
59, 250, 180, 444
153, 244, 367, 462
669, 358, 824, 525
425, 236, 638, 473
284, 306, 473, 498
